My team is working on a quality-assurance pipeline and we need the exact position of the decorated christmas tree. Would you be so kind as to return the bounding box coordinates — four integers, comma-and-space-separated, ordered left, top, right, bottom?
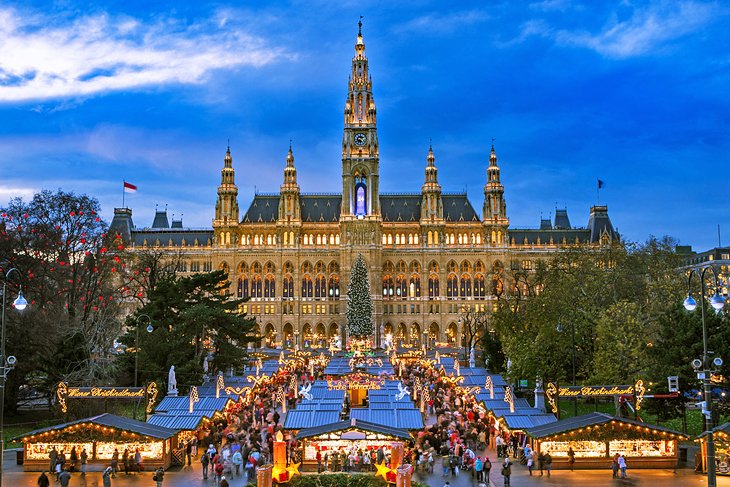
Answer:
346, 254, 374, 338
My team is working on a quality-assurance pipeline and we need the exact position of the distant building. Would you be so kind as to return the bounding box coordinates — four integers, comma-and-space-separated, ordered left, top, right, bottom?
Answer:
111, 24, 618, 349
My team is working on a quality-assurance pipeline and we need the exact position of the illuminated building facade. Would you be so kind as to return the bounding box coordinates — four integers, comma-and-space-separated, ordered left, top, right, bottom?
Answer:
111, 24, 618, 349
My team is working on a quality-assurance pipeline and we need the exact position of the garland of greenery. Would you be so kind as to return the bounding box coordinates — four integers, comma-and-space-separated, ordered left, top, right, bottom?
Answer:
544, 423, 681, 442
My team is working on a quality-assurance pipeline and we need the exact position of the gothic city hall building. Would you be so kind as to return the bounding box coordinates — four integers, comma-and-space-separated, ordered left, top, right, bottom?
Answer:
111, 25, 617, 349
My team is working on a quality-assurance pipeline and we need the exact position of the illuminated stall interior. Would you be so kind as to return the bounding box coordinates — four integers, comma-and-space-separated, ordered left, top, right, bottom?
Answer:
15, 413, 179, 471
526, 412, 687, 469
295, 419, 412, 463
698, 421, 730, 475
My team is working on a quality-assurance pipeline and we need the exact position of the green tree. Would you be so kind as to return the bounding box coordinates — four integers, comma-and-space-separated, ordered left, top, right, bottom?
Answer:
1, 190, 124, 413
121, 269, 258, 389
346, 254, 374, 338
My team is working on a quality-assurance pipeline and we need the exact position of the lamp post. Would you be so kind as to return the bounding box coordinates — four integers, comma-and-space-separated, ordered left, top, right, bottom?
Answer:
556, 321, 577, 417
134, 314, 153, 388
1, 268, 28, 487
683, 266, 725, 487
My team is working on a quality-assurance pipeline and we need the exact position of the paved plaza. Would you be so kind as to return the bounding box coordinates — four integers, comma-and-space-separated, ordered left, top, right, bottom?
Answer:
4, 452, 730, 487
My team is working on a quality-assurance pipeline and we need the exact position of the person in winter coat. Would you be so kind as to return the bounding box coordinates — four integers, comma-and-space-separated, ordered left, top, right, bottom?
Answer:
153, 467, 165, 487
102, 466, 113, 487
501, 459, 512, 486
37, 471, 50, 487
232, 449, 243, 477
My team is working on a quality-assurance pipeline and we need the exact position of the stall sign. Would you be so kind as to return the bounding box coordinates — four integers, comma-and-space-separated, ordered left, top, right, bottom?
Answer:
327, 373, 385, 390
545, 380, 645, 417
56, 382, 158, 414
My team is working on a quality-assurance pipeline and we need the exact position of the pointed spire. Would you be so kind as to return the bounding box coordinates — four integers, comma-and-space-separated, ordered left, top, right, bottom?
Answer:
224, 142, 232, 168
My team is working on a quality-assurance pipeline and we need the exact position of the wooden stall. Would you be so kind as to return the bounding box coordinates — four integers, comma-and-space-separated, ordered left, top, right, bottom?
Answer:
698, 422, 730, 475
15, 413, 179, 471
525, 412, 687, 469
293, 419, 412, 470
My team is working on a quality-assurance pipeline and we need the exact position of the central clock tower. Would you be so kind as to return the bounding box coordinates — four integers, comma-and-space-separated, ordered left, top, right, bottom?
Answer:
341, 20, 380, 220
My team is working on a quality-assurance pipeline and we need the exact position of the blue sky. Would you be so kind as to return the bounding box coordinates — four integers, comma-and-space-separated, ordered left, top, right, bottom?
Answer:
0, 0, 728, 251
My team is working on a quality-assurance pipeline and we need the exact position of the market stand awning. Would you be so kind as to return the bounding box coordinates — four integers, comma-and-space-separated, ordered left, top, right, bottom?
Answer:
155, 396, 233, 414
525, 412, 688, 440
13, 413, 178, 441
147, 413, 211, 430
295, 419, 412, 440
697, 421, 730, 439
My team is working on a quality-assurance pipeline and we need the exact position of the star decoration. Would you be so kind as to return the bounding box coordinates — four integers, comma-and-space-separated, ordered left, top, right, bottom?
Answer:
375, 461, 395, 480
286, 462, 301, 478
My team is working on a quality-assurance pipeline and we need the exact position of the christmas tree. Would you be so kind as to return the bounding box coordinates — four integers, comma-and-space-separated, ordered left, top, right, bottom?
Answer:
346, 254, 374, 338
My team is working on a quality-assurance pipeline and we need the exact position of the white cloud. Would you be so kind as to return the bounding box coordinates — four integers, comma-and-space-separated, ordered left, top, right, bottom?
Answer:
512, 1, 723, 58
0, 7, 289, 102
394, 10, 489, 35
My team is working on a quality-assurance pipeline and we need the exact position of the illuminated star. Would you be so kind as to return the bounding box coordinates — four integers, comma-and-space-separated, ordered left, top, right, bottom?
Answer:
286, 462, 301, 478
375, 461, 393, 480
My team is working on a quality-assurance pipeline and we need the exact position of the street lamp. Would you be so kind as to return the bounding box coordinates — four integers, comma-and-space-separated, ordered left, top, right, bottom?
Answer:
134, 314, 153, 388
1, 268, 28, 487
683, 266, 725, 487
556, 321, 577, 417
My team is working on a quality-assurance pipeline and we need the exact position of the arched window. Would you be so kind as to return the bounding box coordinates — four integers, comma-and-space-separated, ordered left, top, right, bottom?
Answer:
474, 274, 486, 299
447, 274, 458, 299
328, 277, 340, 299
460, 274, 472, 298
428, 274, 439, 299
264, 275, 275, 298
382, 275, 394, 299
396, 275, 408, 299
410, 274, 421, 298
354, 174, 367, 217
251, 276, 262, 299
237, 277, 249, 299
314, 274, 327, 299
282, 275, 293, 299
301, 276, 313, 298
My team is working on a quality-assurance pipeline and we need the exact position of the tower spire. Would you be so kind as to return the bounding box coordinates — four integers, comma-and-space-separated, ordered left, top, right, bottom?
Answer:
279, 144, 301, 224
483, 143, 509, 246
421, 145, 443, 224
214, 145, 239, 232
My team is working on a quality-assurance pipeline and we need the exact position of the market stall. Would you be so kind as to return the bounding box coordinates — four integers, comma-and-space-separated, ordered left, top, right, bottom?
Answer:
15, 413, 179, 471
525, 412, 687, 469
698, 422, 730, 475
294, 419, 412, 468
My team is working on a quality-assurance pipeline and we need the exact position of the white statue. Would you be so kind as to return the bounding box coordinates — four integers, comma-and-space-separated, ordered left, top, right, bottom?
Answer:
299, 383, 313, 401
334, 335, 342, 349
469, 347, 476, 368
203, 356, 209, 374
395, 382, 410, 401
168, 365, 178, 395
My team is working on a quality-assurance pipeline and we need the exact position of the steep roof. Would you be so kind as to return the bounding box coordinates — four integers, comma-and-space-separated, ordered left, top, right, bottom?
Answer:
525, 412, 685, 439
14, 413, 178, 441
295, 419, 412, 440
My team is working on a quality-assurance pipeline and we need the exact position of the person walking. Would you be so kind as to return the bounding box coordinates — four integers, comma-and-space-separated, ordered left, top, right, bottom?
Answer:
618, 454, 627, 478
527, 450, 534, 475
544, 452, 552, 477
232, 448, 243, 477
220, 475, 230, 487
37, 471, 50, 487
501, 459, 512, 486
316, 449, 322, 473
69, 447, 78, 472
102, 466, 113, 487
111, 449, 119, 477
153, 467, 165, 487
483, 456, 492, 483
568, 447, 575, 471
48, 447, 58, 475
612, 453, 620, 478
134, 448, 142, 473
58, 469, 71, 487
537, 451, 545, 476
201, 451, 210, 480
80, 448, 88, 476
474, 457, 483, 482
122, 448, 129, 475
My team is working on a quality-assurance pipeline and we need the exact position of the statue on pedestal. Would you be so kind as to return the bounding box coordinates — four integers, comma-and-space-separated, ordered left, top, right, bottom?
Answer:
469, 347, 476, 368
168, 365, 178, 396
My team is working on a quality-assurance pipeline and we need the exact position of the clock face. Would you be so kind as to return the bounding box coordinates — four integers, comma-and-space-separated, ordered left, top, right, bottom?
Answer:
354, 133, 367, 146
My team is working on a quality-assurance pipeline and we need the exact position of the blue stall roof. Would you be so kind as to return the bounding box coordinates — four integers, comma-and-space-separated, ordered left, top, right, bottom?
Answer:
284, 410, 341, 429
147, 413, 210, 430
350, 408, 424, 430
156, 396, 232, 414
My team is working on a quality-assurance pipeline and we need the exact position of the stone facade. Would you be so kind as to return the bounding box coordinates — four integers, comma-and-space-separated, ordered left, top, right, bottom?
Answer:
111, 24, 617, 350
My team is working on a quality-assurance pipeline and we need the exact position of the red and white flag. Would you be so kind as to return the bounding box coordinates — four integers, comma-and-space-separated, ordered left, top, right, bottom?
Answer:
123, 181, 138, 193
